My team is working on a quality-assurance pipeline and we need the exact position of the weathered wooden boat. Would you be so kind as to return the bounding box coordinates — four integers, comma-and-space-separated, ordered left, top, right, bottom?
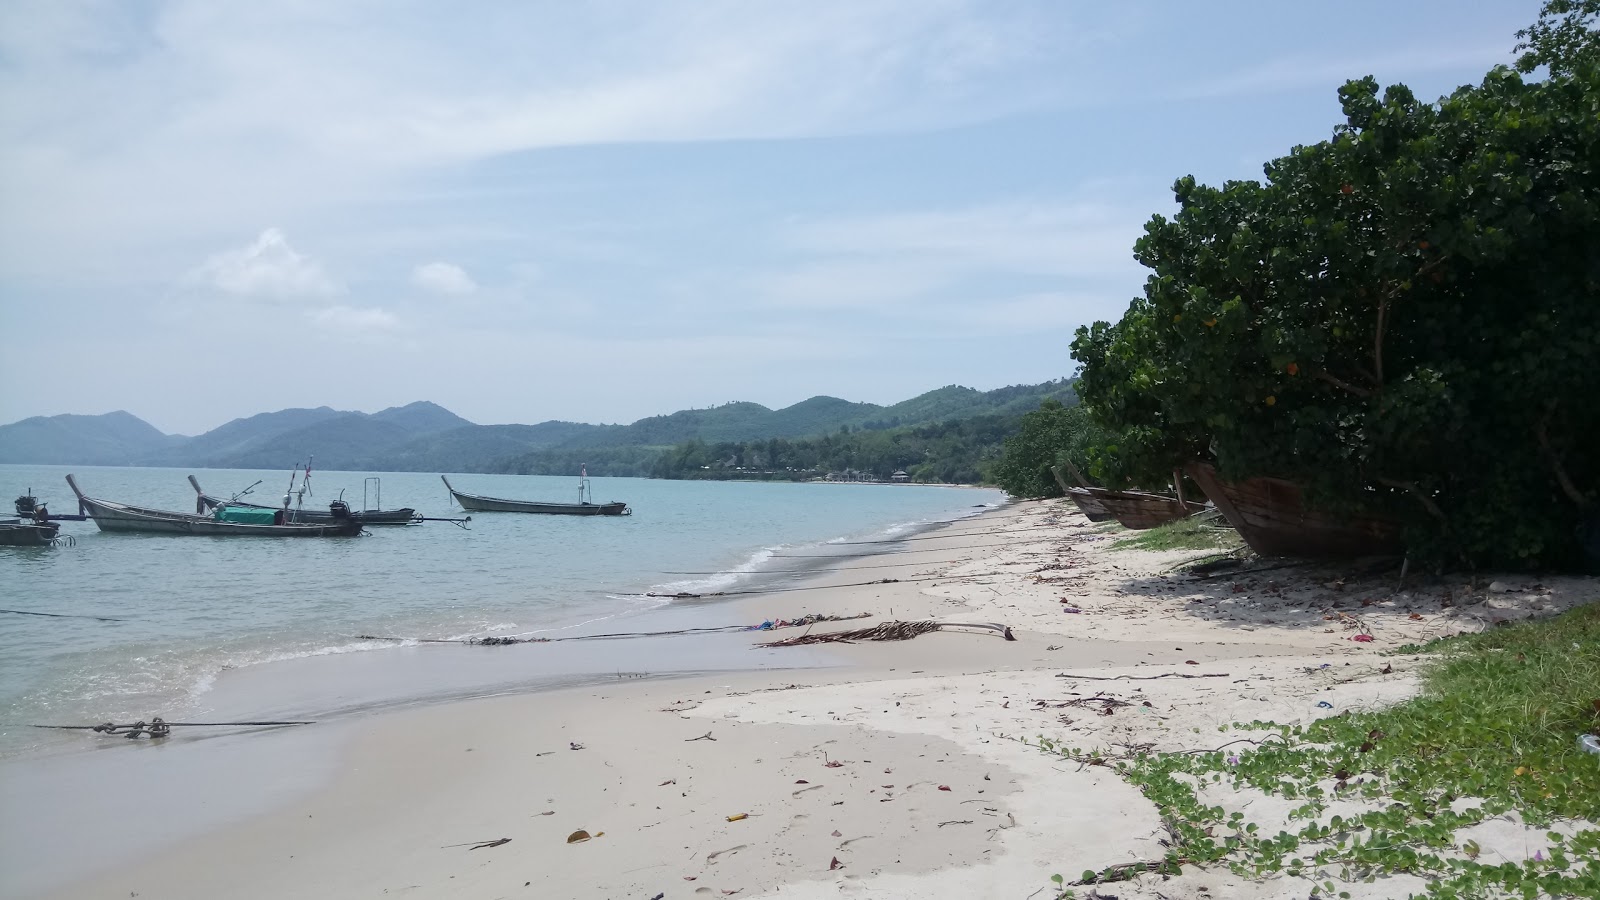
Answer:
187, 475, 419, 526
1066, 488, 1116, 522
441, 474, 630, 516
0, 519, 61, 546
67, 475, 364, 537
1185, 463, 1402, 558
1050, 466, 1114, 522
1085, 487, 1207, 530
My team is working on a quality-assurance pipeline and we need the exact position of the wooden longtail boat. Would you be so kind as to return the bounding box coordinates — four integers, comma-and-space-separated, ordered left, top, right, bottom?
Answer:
187, 475, 419, 526
441, 475, 630, 516
1051, 466, 1114, 522
67, 475, 364, 537
1185, 463, 1402, 558
1086, 488, 1206, 530
0, 519, 61, 546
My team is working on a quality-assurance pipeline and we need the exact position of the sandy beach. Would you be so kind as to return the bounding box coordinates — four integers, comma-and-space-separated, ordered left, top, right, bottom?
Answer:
11, 499, 1596, 900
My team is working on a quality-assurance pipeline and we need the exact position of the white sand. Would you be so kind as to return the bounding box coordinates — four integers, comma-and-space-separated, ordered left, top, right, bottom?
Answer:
19, 498, 1597, 900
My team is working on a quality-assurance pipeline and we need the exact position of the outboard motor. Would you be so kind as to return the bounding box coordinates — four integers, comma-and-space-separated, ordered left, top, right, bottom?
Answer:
328, 500, 353, 520
15, 493, 37, 518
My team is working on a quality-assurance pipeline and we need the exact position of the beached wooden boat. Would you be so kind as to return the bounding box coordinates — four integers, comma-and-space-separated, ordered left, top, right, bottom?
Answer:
1185, 463, 1402, 558
441, 475, 630, 516
67, 475, 364, 537
187, 475, 418, 526
1066, 488, 1116, 522
1050, 466, 1114, 522
0, 519, 61, 546
1086, 487, 1206, 530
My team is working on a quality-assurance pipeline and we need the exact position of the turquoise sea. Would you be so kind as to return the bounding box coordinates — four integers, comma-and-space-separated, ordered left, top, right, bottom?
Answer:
0, 465, 1004, 758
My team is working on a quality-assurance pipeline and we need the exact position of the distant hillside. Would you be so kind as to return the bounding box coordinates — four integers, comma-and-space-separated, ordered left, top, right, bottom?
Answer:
148, 406, 350, 466
0, 411, 178, 465
0, 379, 1079, 474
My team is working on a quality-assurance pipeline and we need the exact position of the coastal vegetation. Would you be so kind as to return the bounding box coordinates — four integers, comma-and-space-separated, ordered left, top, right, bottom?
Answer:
1050, 603, 1600, 898
1068, 1, 1600, 570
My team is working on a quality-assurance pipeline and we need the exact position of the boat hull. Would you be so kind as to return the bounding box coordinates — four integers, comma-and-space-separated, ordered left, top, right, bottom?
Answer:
1084, 487, 1205, 530
442, 476, 629, 516
188, 476, 418, 525
1065, 488, 1115, 523
0, 521, 60, 546
1186, 463, 1402, 558
68, 476, 363, 537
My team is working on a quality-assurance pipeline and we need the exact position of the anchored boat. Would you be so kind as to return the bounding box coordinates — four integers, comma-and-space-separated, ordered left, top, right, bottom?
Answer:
67, 475, 364, 537
188, 475, 419, 525
0, 519, 61, 546
441, 470, 630, 516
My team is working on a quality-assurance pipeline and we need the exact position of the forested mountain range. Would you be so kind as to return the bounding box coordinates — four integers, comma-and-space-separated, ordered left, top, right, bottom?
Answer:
0, 381, 1076, 478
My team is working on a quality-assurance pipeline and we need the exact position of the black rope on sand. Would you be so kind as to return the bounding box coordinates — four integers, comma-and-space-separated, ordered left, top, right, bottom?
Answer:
0, 608, 126, 622
24, 718, 314, 739
634, 572, 1000, 599
353, 614, 876, 647
757, 620, 1015, 647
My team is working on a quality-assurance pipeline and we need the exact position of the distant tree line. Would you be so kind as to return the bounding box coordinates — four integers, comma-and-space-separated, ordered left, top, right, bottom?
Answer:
646, 415, 1022, 483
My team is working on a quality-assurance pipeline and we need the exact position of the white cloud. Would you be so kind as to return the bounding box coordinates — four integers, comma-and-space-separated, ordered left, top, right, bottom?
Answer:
782, 202, 1144, 278
411, 261, 477, 295
305, 305, 398, 332
188, 228, 338, 300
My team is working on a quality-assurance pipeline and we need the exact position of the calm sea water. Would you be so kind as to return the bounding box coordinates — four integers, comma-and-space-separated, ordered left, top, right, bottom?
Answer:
0, 465, 1003, 757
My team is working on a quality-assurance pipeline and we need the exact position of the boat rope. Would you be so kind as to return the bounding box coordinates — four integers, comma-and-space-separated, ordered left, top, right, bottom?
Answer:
633, 572, 1001, 599
352, 613, 874, 647
826, 524, 1078, 545
0, 607, 125, 622
757, 620, 1015, 647
662, 557, 982, 575
771, 540, 1060, 558
21, 717, 314, 738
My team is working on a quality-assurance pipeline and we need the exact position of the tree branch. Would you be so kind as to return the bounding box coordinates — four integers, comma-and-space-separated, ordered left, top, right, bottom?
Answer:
1313, 369, 1375, 398
1535, 418, 1589, 508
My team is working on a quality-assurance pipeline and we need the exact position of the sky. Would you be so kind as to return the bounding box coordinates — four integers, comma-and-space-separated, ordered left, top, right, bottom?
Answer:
0, 0, 1540, 435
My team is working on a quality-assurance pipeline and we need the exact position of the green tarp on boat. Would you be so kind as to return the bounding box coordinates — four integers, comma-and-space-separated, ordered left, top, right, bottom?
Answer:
214, 506, 278, 525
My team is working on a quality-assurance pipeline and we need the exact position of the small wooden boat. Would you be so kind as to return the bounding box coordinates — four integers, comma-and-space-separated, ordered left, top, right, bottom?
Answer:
188, 475, 419, 526
67, 475, 364, 537
0, 519, 61, 546
1086, 487, 1206, 530
1050, 466, 1114, 522
442, 473, 630, 516
1186, 463, 1402, 558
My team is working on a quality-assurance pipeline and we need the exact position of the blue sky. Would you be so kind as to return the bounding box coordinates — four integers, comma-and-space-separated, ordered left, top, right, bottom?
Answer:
0, 1, 1539, 434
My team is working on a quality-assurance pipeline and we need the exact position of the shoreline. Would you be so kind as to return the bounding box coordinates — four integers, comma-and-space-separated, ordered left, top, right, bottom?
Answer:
8, 498, 1594, 899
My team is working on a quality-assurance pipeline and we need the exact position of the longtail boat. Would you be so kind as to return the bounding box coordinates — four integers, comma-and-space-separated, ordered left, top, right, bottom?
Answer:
1051, 466, 1114, 522
67, 475, 363, 537
1186, 463, 1402, 558
188, 475, 419, 526
441, 473, 630, 516
1086, 487, 1206, 530
0, 519, 61, 546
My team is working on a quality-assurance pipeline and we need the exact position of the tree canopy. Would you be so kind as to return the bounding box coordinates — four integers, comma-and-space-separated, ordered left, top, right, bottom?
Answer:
1072, 17, 1599, 569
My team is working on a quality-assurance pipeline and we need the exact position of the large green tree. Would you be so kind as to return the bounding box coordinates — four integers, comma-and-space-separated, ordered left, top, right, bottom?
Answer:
1072, 25, 1599, 568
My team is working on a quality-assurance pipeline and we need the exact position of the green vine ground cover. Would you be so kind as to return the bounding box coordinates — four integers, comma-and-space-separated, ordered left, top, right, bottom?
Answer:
1109, 514, 1245, 554
1047, 604, 1600, 898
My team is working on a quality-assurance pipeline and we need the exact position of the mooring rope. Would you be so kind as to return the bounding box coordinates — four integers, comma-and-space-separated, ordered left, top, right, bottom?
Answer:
632, 572, 1000, 599
0, 607, 126, 622
353, 613, 875, 647
756, 620, 1015, 647
21, 717, 314, 738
